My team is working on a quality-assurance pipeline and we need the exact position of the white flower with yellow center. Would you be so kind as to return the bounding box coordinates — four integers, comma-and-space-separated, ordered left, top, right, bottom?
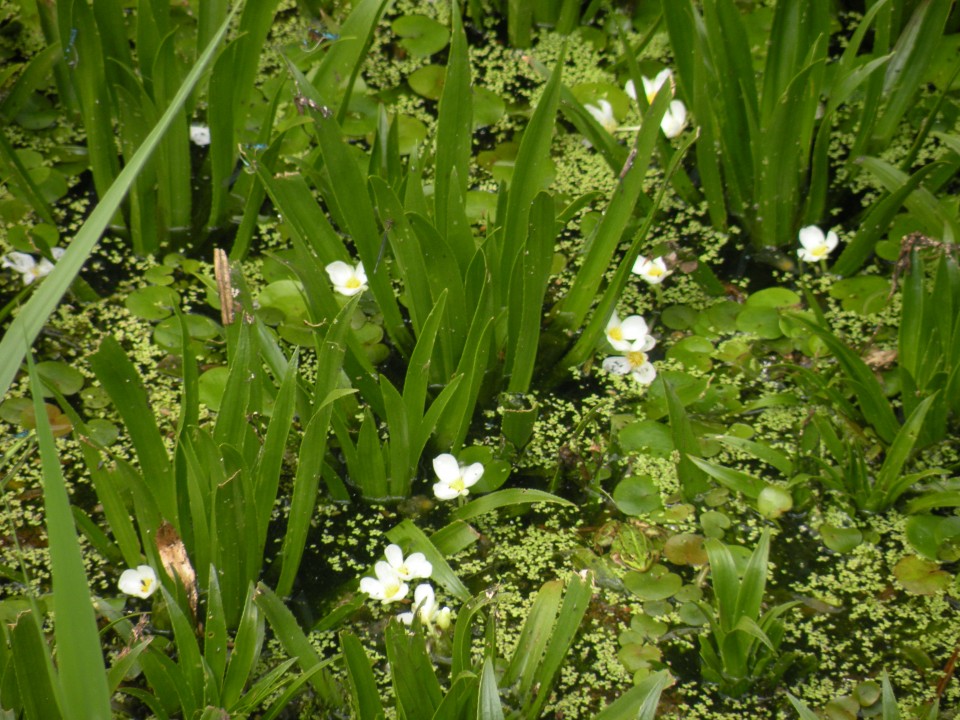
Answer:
325, 260, 368, 296
605, 313, 656, 353
797, 226, 839, 262
602, 318, 658, 385
3, 248, 64, 286
384, 543, 433, 581
632, 255, 672, 285
360, 562, 408, 604
118, 565, 158, 599
432, 453, 483, 501
584, 99, 618, 134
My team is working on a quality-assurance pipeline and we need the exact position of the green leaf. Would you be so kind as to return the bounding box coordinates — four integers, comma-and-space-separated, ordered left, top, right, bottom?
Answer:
340, 631, 386, 720
28, 355, 111, 719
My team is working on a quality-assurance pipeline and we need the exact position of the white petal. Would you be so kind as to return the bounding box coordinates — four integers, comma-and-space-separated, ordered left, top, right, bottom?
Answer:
189, 124, 211, 146
405, 552, 433, 579
624, 79, 637, 101
412, 582, 435, 608
798, 225, 825, 250
432, 453, 461, 483
602, 356, 631, 376
354, 262, 368, 285
325, 260, 354, 284
632, 362, 657, 385
2, 252, 35, 273
360, 576, 384, 598
34, 258, 55, 278
433, 480, 460, 500
384, 544, 404, 570
661, 100, 687, 138
460, 462, 484, 487
398, 611, 415, 625
619, 315, 649, 342
824, 230, 839, 252
632, 256, 651, 276
50, 247, 66, 260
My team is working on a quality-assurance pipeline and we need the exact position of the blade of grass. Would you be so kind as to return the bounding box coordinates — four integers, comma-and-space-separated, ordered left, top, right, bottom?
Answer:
28, 355, 111, 719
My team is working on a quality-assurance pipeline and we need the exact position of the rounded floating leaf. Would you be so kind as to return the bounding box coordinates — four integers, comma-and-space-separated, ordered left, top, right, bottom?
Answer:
629, 612, 667, 639
408, 64, 445, 99
143, 265, 175, 286
745, 286, 801, 309
86, 419, 118, 446
154, 314, 220, 351
663, 533, 707, 566
661, 304, 698, 330
852, 680, 881, 707
36, 361, 84, 396
819, 524, 863, 554
666, 335, 714, 372
613, 475, 663, 516
396, 115, 428, 155
619, 419, 673, 456
703, 300, 742, 333
677, 601, 708, 626
0, 397, 31, 424
617, 643, 661, 673
198, 366, 229, 411
829, 276, 890, 315
623, 564, 683, 601
125, 285, 180, 321
824, 696, 859, 720
473, 86, 505, 129
757, 485, 793, 519
392, 14, 450, 57
700, 510, 730, 539
80, 385, 110, 409
257, 280, 308, 323
893, 555, 950, 595
735, 305, 783, 339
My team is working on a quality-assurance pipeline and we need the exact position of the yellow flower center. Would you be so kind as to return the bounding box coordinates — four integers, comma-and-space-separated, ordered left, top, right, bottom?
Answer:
647, 266, 664, 277
141, 578, 154, 594
450, 478, 465, 493
810, 246, 827, 259
627, 350, 648, 367
345, 277, 361, 289
609, 327, 623, 341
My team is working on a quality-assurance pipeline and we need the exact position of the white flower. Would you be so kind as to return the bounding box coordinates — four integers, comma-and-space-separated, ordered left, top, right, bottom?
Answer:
398, 583, 452, 630
585, 99, 618, 134
432, 453, 483, 501
661, 100, 688, 138
605, 313, 656, 353
360, 561, 408, 604
118, 565, 158, 599
797, 225, 839, 262
602, 319, 658, 385
632, 255, 672, 285
189, 124, 211, 146
384, 543, 432, 581
325, 260, 368, 296
2, 248, 64, 286
641, 69, 674, 104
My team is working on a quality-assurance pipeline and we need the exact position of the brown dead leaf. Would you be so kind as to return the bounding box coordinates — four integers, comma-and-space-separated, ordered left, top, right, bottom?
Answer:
155, 521, 198, 617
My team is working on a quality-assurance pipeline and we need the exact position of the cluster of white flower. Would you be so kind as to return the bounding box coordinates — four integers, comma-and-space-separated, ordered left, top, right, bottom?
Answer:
360, 543, 452, 633
602, 312, 658, 386
326, 260, 368, 296
431, 453, 483, 500
584, 67, 688, 141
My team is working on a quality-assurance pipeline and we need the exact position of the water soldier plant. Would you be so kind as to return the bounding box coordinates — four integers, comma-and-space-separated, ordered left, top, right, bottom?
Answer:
2, 0, 960, 717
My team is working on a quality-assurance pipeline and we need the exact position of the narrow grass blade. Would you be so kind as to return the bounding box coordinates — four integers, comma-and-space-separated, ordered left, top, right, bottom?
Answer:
789, 314, 900, 443
435, 2, 472, 237
222, 583, 265, 707
386, 621, 443, 717
478, 655, 505, 720
452, 489, 574, 522
28, 357, 111, 719
254, 583, 339, 704
340, 631, 386, 720
594, 670, 671, 720
11, 606, 64, 720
